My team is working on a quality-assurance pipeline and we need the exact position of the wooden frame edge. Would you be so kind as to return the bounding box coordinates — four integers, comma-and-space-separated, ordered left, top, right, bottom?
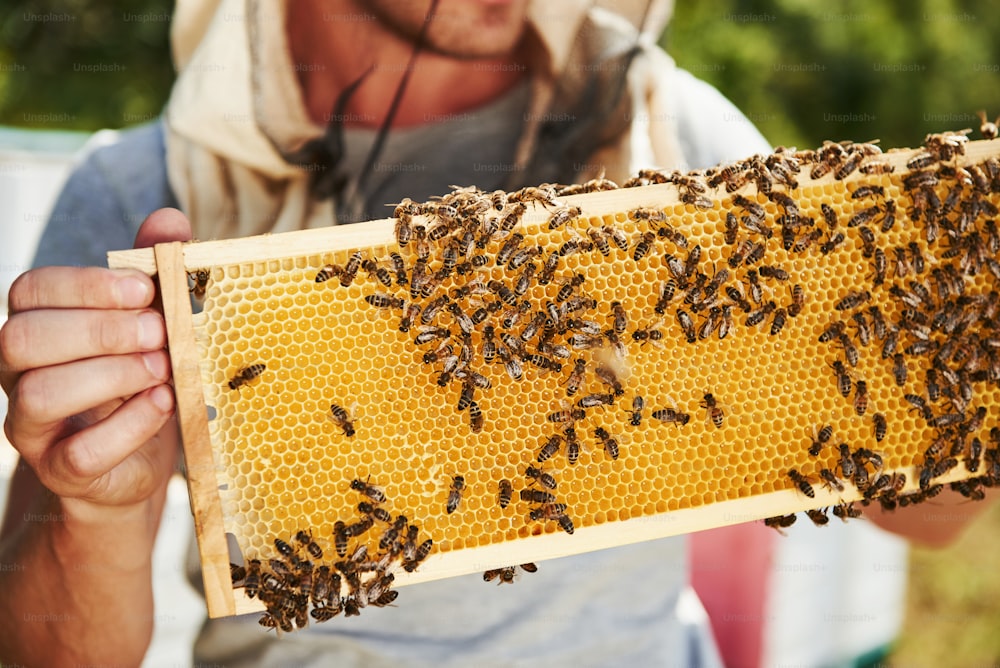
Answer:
152, 242, 236, 618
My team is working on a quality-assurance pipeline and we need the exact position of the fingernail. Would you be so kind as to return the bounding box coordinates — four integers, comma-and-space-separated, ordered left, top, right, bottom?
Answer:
149, 385, 175, 413
137, 311, 164, 350
142, 351, 170, 381
115, 276, 151, 307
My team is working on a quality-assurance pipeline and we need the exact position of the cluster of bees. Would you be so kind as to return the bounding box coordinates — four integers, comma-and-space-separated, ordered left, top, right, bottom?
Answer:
210, 119, 1000, 619
765, 129, 1000, 528
229, 481, 432, 632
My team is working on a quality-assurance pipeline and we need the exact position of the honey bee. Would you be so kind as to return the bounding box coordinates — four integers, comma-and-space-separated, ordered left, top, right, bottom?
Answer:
403, 538, 434, 573
468, 401, 484, 433
185, 268, 211, 299
339, 251, 363, 287
564, 358, 587, 397
819, 468, 845, 493
228, 363, 266, 394
769, 308, 788, 336
853, 380, 869, 416
628, 396, 645, 426
315, 263, 342, 283
745, 301, 776, 328
520, 488, 558, 504
563, 427, 582, 465
809, 424, 833, 456
529, 503, 574, 534
787, 469, 815, 498
525, 465, 558, 491
497, 479, 513, 509
329, 404, 356, 437
652, 407, 690, 426
872, 413, 887, 443
632, 231, 656, 261
676, 308, 696, 343
978, 109, 999, 140
547, 205, 582, 230
351, 477, 386, 503
446, 475, 465, 514
764, 514, 797, 534
537, 434, 562, 462
364, 293, 405, 310
332, 521, 349, 558
594, 427, 620, 460
244, 559, 262, 598
700, 393, 724, 428
829, 360, 852, 398
834, 290, 870, 311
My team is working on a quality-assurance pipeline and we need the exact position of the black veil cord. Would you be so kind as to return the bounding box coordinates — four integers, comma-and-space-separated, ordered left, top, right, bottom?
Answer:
351, 0, 442, 221
285, 0, 441, 223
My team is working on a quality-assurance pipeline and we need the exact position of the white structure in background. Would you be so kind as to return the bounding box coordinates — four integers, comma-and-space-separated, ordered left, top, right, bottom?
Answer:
0, 127, 204, 668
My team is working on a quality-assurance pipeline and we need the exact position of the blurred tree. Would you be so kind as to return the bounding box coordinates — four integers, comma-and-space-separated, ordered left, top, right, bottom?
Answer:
0, 0, 174, 131
2, 0, 1000, 150
663, 0, 1000, 149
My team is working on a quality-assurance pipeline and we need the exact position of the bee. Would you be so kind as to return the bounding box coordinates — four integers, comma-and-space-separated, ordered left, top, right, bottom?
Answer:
701, 393, 724, 428
414, 326, 451, 346
525, 465, 558, 490
588, 227, 612, 256
498, 348, 523, 382
329, 404, 356, 437
331, 521, 350, 558
593, 364, 625, 397
788, 285, 805, 318
529, 503, 574, 534
676, 308, 696, 343
564, 427, 582, 465
351, 477, 386, 503
537, 434, 563, 463
468, 401, 484, 433
872, 413, 887, 443
315, 263, 342, 283
564, 359, 587, 396
769, 308, 788, 336
830, 360, 852, 397
594, 427, 620, 460
548, 407, 586, 423
764, 514, 797, 534
547, 205, 581, 230
604, 224, 630, 252
632, 231, 656, 261
809, 425, 833, 456
853, 380, 869, 416
834, 290, 870, 311
556, 273, 586, 303
228, 363, 266, 394
819, 468, 845, 493
520, 488, 558, 504
590, 295, 626, 333
339, 251, 363, 287
978, 109, 999, 140
834, 153, 861, 180
805, 508, 830, 527
364, 293, 405, 310
401, 537, 434, 573
654, 280, 677, 315
745, 301, 776, 328
244, 559, 262, 598
187, 268, 210, 298
787, 469, 815, 498
652, 406, 691, 426
445, 475, 465, 514
628, 396, 645, 426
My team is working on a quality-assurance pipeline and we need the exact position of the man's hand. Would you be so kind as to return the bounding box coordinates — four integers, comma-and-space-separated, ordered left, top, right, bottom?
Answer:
0, 208, 192, 667
1, 208, 191, 511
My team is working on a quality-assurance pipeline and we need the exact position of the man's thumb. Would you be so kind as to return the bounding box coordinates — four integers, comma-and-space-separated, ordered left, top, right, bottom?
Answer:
133, 207, 193, 249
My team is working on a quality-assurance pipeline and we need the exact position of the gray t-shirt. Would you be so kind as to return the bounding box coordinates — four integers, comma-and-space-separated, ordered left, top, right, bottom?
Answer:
34, 69, 768, 668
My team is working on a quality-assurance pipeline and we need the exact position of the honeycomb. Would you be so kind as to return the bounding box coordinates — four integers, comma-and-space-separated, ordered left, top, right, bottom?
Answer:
109, 133, 1000, 621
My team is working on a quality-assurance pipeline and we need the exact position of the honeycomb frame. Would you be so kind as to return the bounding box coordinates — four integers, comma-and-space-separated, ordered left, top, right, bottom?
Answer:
110, 138, 1000, 619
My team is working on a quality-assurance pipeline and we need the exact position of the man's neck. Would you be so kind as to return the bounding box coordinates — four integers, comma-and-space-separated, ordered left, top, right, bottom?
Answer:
287, 1, 529, 129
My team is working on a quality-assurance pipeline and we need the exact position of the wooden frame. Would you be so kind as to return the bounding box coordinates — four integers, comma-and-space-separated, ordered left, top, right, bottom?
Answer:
109, 139, 1000, 618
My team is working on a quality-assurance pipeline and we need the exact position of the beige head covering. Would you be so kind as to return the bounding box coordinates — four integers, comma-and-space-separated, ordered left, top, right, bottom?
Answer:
164, 0, 682, 240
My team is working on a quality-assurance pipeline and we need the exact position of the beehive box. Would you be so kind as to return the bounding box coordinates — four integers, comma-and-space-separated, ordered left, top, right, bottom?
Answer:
110, 134, 1000, 623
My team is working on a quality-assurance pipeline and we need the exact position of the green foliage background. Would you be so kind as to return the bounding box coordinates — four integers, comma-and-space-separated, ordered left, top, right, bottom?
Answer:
3, 0, 1000, 150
